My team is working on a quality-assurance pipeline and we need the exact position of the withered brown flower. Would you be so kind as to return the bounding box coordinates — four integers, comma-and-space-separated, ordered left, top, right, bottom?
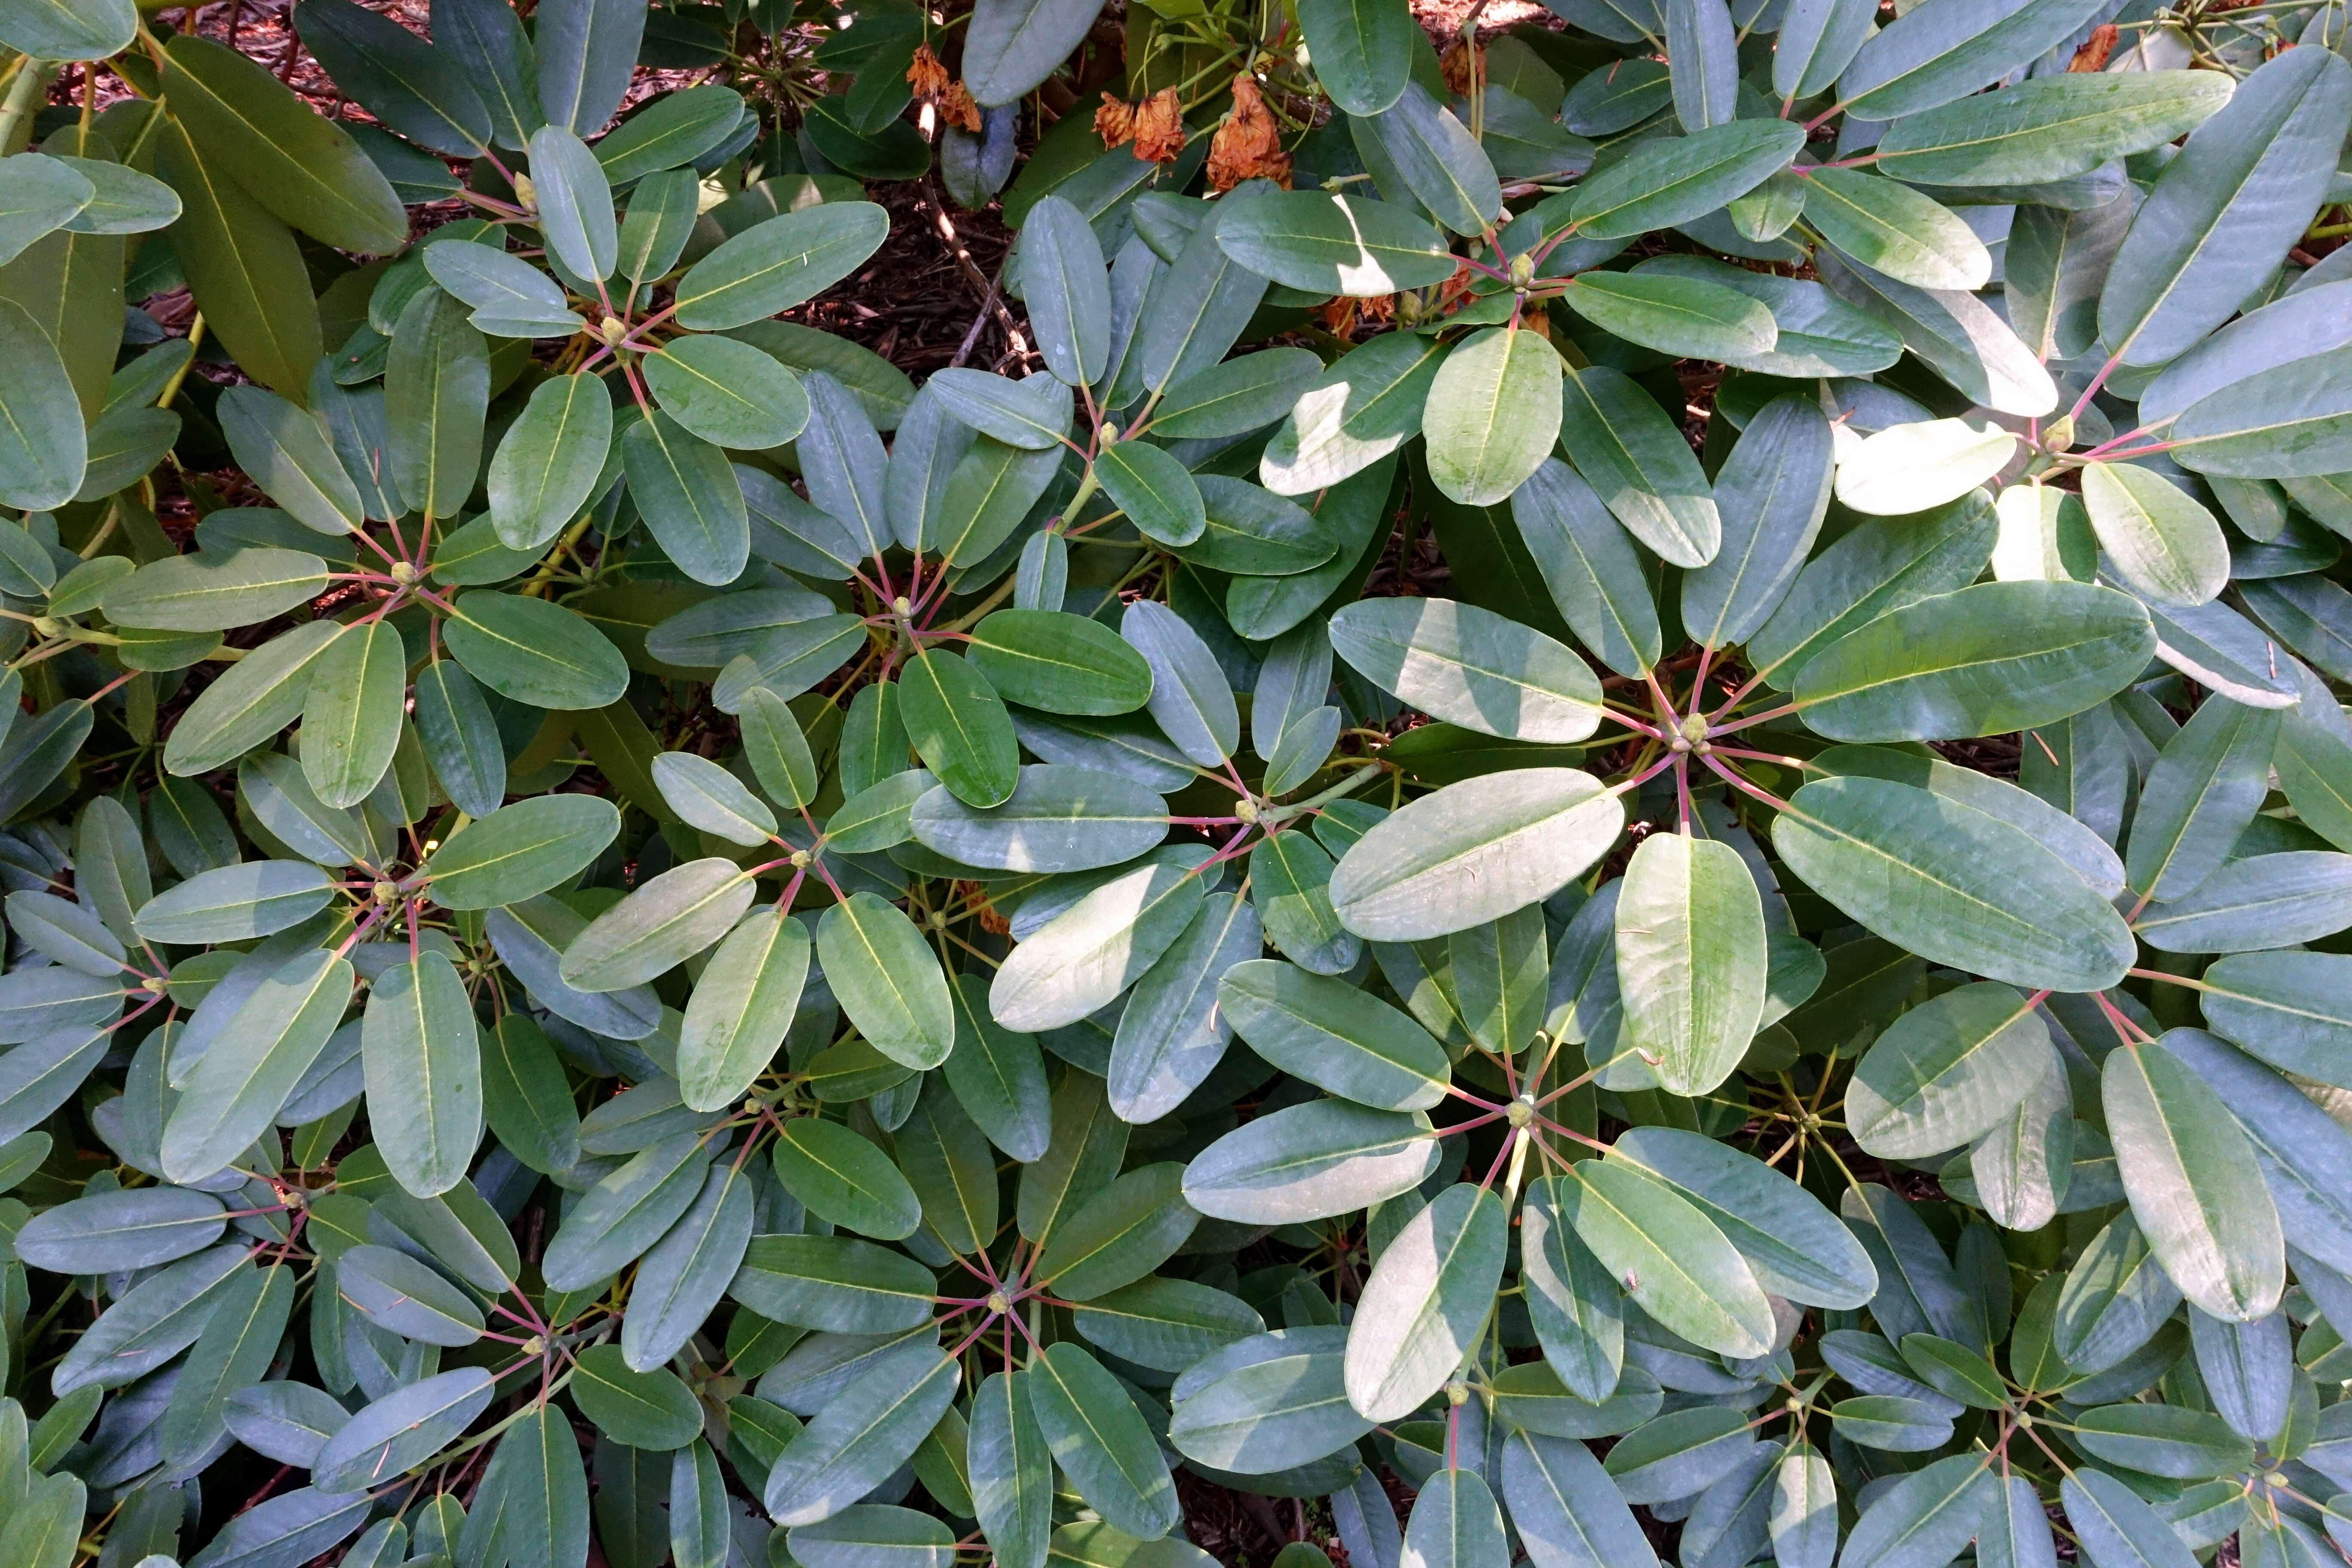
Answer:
906, 43, 951, 100
2068, 22, 2119, 70
1095, 91, 1136, 149
1206, 75, 1290, 192
1131, 89, 1186, 163
940, 82, 981, 133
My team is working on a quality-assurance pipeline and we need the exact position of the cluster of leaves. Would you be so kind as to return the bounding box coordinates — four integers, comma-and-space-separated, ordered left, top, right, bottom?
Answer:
8, 0, 2352, 1565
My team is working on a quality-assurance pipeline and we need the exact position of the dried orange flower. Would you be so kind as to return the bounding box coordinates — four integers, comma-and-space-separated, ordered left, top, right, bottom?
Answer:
1318, 296, 1359, 335
907, 43, 951, 100
2068, 23, 2118, 70
1357, 293, 1396, 327
940, 81, 981, 132
954, 882, 1011, 935
1095, 91, 1136, 149
1206, 75, 1290, 191
1131, 88, 1185, 163
1440, 38, 1482, 97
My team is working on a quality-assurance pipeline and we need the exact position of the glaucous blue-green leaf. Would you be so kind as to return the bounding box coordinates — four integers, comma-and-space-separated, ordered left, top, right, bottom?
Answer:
423, 794, 623, 909
2105, 1032, 2285, 1323
1329, 769, 1623, 942
1770, 776, 2136, 992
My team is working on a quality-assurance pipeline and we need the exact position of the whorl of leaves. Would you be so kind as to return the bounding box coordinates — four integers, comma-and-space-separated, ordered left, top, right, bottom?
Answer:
0, 2, 2348, 1568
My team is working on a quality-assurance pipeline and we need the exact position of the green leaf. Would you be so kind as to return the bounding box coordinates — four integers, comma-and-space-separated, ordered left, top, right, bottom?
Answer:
1093, 441, 1205, 548
1138, 211, 1268, 395
1329, 597, 1602, 744
572, 1344, 701, 1449
910, 766, 1166, 874
424, 795, 622, 909
0, 0, 132, 58
540, 1130, 713, 1289
155, 115, 321, 402
644, 334, 809, 451
1183, 1099, 1439, 1224
2171, 343, 2352, 481
771, 1124, 917, 1241
1551, 1159, 1773, 1357
764, 1348, 962, 1526
1035, 1161, 1197, 1299
1770, 776, 2135, 992
1559, 364, 1718, 567
672, 204, 893, 330
313, 1368, 495, 1494
1026, 1343, 1179, 1539
814, 892, 953, 1068
385, 285, 489, 521
1022, 195, 1110, 386
1364, 83, 1499, 236
2061, 1469, 2199, 1568
501, 1401, 591, 1568
1681, 397, 1835, 648
964, 0, 1101, 104
1213, 187, 1455, 296
1747, 494, 1996, 688
1262, 332, 1444, 496
1615, 833, 1767, 1098
340, 1240, 487, 1344
1838, 0, 2109, 119
898, 648, 1020, 810
215, 388, 362, 539
1801, 168, 1989, 291
967, 609, 1153, 717
161, 621, 340, 775
1499, 1428, 1654, 1568
1793, 581, 2155, 741
300, 617, 404, 809
560, 858, 754, 992
134, 861, 334, 944
972, 1372, 1053, 1568
1403, 1468, 1506, 1568
2099, 47, 2352, 367
1837, 1453, 1997, 1568
2124, 694, 2281, 902
444, 591, 630, 709
1848, 983, 2053, 1158
2105, 1033, 2285, 1322
2081, 462, 2228, 607
741, 687, 819, 809
1875, 71, 2234, 186
160, 1258, 292, 1464
1519, 1176, 1626, 1402
528, 124, 615, 282
13, 1185, 227, 1273
1561, 271, 1774, 362
1120, 600, 1237, 767
1422, 325, 1561, 508
1217, 958, 1449, 1110
1610, 1127, 1877, 1308
161, 951, 352, 1183
161, 34, 407, 253
1345, 1183, 1507, 1419
679, 909, 809, 1111
1295, 0, 1415, 114
1329, 769, 1623, 941
361, 951, 481, 1199
1153, 349, 1323, 441
482, 1014, 580, 1176
1566, 119, 1804, 240
101, 547, 326, 632
652, 750, 776, 846
488, 372, 614, 551
729, 1231, 931, 1335
295, 0, 489, 155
